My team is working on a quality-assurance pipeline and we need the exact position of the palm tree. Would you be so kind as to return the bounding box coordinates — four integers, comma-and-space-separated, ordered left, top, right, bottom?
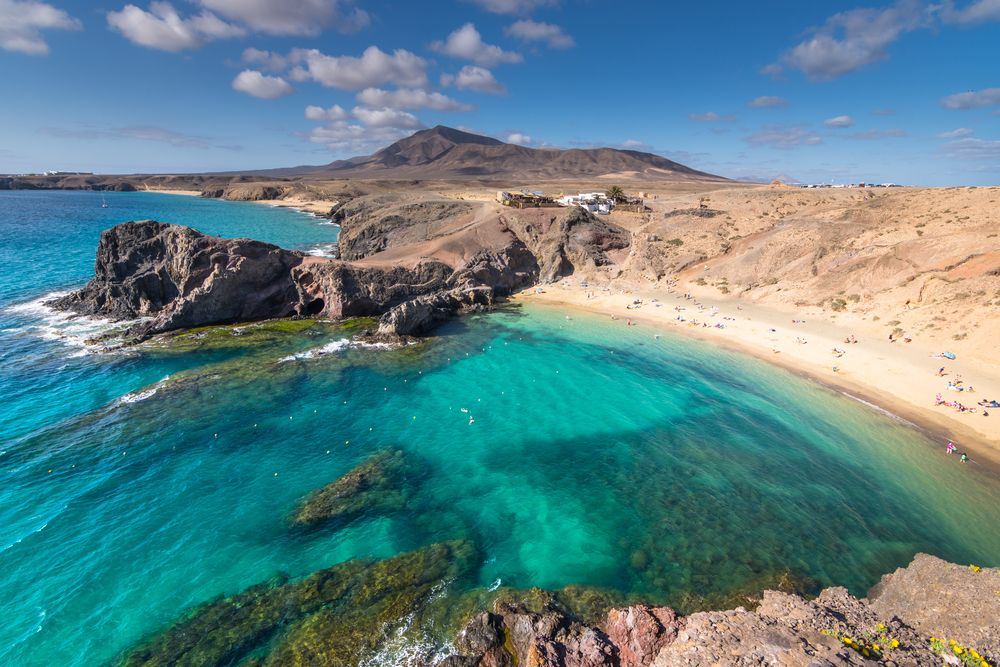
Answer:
606, 186, 625, 203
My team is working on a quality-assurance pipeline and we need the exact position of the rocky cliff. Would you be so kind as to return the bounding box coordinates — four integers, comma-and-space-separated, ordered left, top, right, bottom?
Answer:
52, 202, 625, 339
438, 554, 999, 666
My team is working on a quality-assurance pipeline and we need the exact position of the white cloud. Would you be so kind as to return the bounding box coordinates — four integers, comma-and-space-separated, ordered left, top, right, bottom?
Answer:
107, 1, 243, 52
941, 137, 1000, 160
351, 106, 422, 129
749, 96, 787, 108
689, 112, 736, 122
356, 87, 472, 111
466, 0, 556, 14
0, 0, 81, 55
308, 120, 411, 153
504, 20, 573, 48
768, 0, 930, 80
431, 23, 522, 66
506, 132, 532, 145
441, 65, 506, 94
242, 47, 288, 71
290, 46, 428, 90
198, 0, 369, 36
305, 104, 349, 121
747, 125, 822, 148
941, 87, 1000, 109
937, 127, 974, 139
938, 0, 1000, 24
824, 115, 854, 128
231, 69, 294, 98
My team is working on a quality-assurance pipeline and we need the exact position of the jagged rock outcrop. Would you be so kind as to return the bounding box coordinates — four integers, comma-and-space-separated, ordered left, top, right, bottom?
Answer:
49, 221, 304, 335
504, 207, 630, 282
200, 183, 290, 201
50, 220, 542, 339
377, 286, 495, 336
333, 195, 475, 261
437, 554, 998, 667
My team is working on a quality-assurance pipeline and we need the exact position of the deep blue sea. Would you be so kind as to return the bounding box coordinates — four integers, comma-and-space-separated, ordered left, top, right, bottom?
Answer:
2, 190, 999, 666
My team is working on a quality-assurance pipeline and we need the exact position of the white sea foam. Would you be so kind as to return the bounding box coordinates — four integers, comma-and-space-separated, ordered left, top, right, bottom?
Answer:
4, 292, 140, 355
279, 339, 352, 362
116, 377, 170, 406
305, 243, 339, 258
279, 338, 394, 362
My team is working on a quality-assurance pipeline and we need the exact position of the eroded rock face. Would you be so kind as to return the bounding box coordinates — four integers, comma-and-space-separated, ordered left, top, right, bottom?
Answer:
503, 207, 630, 282
49, 221, 304, 335
867, 553, 1000, 659
439, 555, 1000, 667
49, 221, 523, 339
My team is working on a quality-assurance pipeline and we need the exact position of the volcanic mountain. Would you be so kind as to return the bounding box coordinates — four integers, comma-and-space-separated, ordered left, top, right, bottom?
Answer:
290, 126, 726, 181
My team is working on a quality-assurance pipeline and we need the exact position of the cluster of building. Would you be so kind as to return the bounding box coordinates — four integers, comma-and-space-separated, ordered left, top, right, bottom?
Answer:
496, 190, 645, 214
799, 182, 901, 189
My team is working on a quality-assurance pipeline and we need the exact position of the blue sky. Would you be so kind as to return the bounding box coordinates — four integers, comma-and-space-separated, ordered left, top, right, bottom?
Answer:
1, 0, 998, 184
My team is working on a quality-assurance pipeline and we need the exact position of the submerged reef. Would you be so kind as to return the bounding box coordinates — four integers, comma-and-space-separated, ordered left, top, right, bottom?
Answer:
117, 540, 477, 667
291, 448, 409, 528
116, 548, 999, 667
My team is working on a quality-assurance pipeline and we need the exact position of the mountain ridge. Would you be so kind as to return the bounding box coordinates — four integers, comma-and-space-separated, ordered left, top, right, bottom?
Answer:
284, 125, 727, 182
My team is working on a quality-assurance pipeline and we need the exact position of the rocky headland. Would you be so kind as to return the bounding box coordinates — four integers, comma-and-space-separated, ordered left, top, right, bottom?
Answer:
116, 546, 998, 667
50, 192, 629, 339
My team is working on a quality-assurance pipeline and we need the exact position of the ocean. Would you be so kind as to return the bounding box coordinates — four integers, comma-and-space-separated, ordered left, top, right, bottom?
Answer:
1, 190, 998, 666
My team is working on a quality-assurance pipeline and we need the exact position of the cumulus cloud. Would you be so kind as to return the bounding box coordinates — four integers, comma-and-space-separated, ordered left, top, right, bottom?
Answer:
199, 0, 369, 36
441, 65, 506, 94
431, 23, 522, 66
746, 125, 822, 148
351, 106, 422, 129
824, 115, 854, 128
504, 20, 573, 48
242, 47, 288, 71
305, 104, 349, 121
466, 0, 556, 14
938, 0, 1000, 24
506, 132, 533, 145
689, 112, 736, 122
767, 0, 931, 80
940, 137, 1000, 160
308, 121, 412, 153
749, 96, 787, 108
356, 87, 472, 111
937, 127, 974, 139
107, 1, 243, 51
0, 0, 81, 55
231, 69, 294, 98
941, 87, 1000, 109
290, 46, 428, 90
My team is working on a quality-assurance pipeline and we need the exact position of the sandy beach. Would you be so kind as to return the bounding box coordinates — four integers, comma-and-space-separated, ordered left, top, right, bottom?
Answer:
515, 281, 1000, 468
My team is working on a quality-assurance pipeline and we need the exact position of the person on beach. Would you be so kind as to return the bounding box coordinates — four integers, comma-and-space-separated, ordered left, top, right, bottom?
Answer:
960, 452, 968, 463
946, 441, 956, 454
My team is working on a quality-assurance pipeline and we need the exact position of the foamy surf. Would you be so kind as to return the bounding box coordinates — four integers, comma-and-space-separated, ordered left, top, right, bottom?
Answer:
116, 377, 170, 406
279, 339, 392, 362
4, 292, 140, 354
305, 243, 339, 258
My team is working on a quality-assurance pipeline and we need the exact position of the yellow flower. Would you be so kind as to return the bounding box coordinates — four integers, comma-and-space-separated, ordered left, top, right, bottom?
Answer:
873, 643, 880, 651
955, 646, 964, 655
951, 639, 958, 645
862, 648, 870, 657
890, 639, 900, 648
877, 623, 885, 630
969, 564, 982, 572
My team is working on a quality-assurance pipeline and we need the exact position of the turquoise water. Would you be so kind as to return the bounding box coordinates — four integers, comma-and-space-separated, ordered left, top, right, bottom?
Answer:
2, 191, 999, 666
